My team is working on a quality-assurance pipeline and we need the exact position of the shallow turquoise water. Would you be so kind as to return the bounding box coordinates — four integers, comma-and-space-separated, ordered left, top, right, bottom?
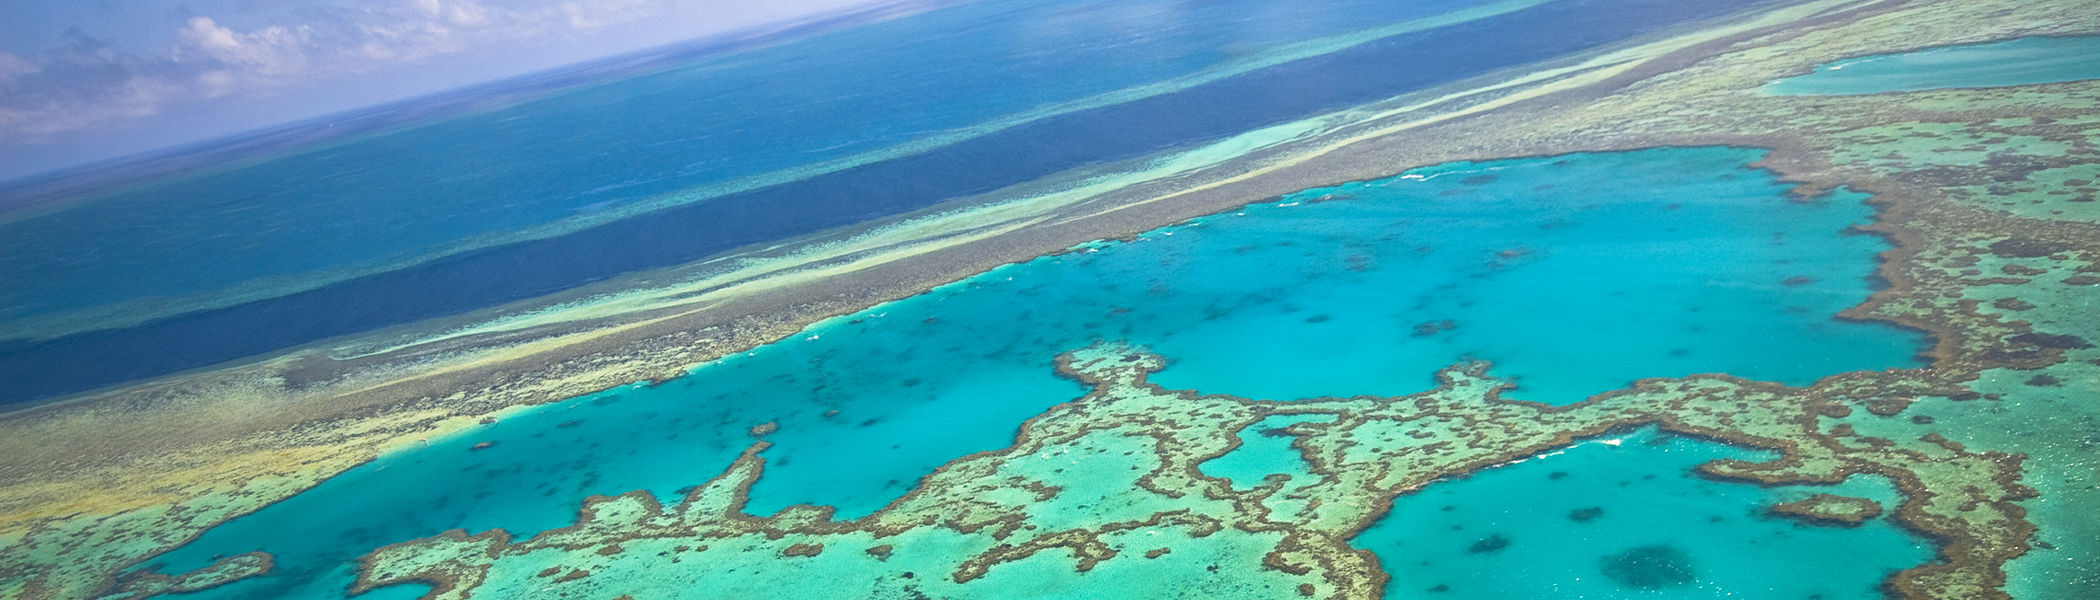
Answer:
135, 147, 1923, 599
1201, 414, 1335, 491
1765, 35, 2100, 95
1358, 428, 1932, 599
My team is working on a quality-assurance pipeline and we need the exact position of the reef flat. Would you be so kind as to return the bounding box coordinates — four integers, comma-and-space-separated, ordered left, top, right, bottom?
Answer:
4, 0, 2099, 598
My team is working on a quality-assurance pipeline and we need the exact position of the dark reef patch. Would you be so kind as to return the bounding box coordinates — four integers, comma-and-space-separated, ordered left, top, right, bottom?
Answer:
1411, 320, 1459, 337
1599, 544, 1697, 590
1985, 238, 2066, 258
1991, 298, 2036, 311
2008, 332, 2091, 350
1467, 534, 1511, 554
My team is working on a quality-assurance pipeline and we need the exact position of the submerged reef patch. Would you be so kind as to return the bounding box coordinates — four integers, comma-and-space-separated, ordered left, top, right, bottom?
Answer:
1598, 545, 1698, 590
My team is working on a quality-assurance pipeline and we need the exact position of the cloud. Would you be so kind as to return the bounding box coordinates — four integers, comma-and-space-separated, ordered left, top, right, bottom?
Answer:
177, 17, 311, 82
0, 0, 680, 140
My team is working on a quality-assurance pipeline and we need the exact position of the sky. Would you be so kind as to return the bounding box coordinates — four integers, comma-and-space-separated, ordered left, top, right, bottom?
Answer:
0, 0, 883, 181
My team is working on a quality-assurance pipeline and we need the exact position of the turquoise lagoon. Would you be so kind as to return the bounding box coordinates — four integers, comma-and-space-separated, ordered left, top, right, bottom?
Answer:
1360, 428, 1930, 599
1766, 35, 2100, 95
135, 147, 1926, 599
1201, 414, 1336, 490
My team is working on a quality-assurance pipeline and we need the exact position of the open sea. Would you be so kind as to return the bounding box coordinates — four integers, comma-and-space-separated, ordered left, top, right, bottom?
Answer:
0, 0, 1781, 404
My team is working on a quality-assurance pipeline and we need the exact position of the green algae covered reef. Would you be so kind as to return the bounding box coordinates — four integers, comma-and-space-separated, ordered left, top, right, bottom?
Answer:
1769, 493, 1888, 527
5, 0, 2100, 598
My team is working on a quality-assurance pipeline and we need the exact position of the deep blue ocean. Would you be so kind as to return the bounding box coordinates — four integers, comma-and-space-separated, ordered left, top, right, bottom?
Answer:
0, 0, 1782, 404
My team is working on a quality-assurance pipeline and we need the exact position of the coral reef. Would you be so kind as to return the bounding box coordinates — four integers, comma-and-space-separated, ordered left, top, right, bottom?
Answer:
354, 341, 2029, 599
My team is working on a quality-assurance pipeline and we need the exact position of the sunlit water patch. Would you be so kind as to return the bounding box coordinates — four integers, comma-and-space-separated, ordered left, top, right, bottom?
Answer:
1765, 35, 2100, 95
131, 147, 1922, 599
1358, 428, 1933, 599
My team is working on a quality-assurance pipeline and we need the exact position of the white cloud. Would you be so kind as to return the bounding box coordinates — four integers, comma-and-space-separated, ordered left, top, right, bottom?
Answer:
561, 0, 659, 30
0, 52, 35, 83
0, 0, 700, 141
177, 17, 312, 77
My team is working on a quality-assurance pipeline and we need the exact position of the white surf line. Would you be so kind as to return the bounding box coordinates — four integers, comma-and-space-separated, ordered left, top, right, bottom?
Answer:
331, 212, 1056, 359
1042, 0, 1877, 229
